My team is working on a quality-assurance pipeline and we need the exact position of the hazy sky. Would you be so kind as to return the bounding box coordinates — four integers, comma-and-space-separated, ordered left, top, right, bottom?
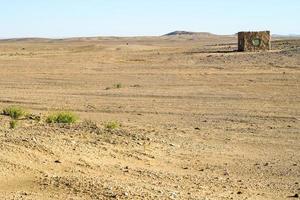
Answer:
1, 0, 299, 38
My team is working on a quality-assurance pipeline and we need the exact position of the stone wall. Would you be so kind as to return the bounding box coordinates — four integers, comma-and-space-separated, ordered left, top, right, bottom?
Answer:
238, 31, 271, 51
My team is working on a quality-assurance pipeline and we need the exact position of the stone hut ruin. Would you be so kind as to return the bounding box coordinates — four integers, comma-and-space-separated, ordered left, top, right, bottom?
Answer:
238, 31, 271, 52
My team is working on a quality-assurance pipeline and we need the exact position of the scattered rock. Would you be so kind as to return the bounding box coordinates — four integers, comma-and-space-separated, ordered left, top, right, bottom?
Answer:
106, 193, 117, 198
237, 191, 242, 195
54, 160, 61, 164
20, 192, 28, 196
288, 194, 299, 198
170, 192, 177, 199
223, 171, 229, 176
123, 166, 129, 173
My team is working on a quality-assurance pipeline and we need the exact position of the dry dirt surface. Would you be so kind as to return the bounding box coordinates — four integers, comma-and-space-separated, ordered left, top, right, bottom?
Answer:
0, 35, 299, 200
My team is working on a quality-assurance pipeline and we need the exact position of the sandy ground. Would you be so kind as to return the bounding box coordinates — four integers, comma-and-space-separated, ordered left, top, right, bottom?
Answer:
0, 35, 299, 199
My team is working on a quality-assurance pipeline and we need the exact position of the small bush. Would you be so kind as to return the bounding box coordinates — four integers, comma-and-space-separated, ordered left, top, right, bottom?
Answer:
105, 83, 123, 90
2, 106, 25, 119
104, 121, 120, 130
114, 83, 122, 89
9, 120, 18, 129
46, 111, 78, 124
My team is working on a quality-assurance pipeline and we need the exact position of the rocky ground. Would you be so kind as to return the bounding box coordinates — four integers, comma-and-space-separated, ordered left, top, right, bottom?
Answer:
0, 35, 299, 199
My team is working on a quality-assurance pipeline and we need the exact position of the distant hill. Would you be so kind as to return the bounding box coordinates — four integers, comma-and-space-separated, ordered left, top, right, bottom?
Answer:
272, 34, 300, 39
0, 37, 52, 42
164, 31, 215, 37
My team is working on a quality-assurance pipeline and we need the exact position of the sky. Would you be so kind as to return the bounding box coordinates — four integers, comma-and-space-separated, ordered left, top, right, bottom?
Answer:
0, 0, 299, 38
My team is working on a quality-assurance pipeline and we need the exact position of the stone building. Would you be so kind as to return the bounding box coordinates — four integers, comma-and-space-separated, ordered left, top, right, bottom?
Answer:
238, 31, 271, 51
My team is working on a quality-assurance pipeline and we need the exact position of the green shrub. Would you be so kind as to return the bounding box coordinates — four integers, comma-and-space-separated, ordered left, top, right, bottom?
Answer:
104, 121, 120, 130
46, 111, 78, 124
9, 120, 18, 129
105, 83, 123, 90
114, 83, 122, 89
2, 106, 25, 119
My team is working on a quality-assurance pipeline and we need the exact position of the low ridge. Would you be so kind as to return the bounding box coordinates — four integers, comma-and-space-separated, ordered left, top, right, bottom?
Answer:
164, 31, 215, 36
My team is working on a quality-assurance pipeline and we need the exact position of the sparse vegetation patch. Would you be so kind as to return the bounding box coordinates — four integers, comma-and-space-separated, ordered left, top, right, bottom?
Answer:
46, 111, 78, 124
2, 106, 26, 119
114, 83, 122, 89
104, 121, 121, 130
105, 83, 123, 90
9, 120, 18, 129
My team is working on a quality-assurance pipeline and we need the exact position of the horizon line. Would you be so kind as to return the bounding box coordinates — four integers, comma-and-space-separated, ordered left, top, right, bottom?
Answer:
0, 31, 300, 40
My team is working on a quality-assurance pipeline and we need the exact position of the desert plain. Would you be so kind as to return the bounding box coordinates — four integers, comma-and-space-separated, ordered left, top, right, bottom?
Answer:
0, 33, 299, 199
